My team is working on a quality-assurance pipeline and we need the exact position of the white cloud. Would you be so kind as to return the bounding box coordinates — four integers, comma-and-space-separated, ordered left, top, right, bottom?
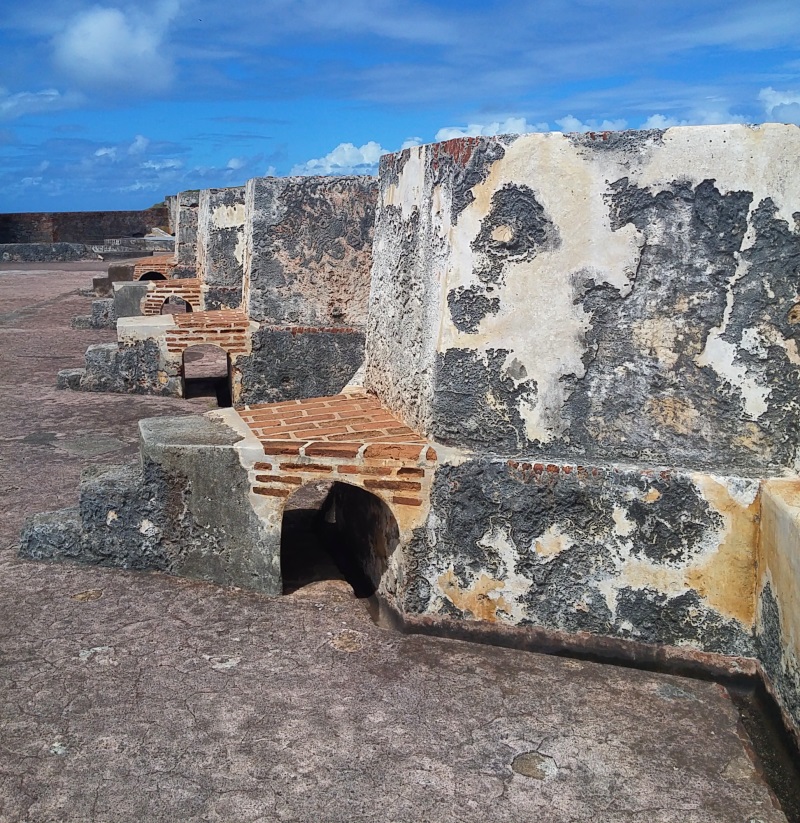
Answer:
291, 141, 385, 175
759, 87, 800, 125
0, 87, 78, 120
640, 114, 689, 129
554, 115, 628, 133
434, 116, 548, 141
52, 2, 179, 94
142, 159, 183, 170
94, 146, 117, 159
226, 157, 246, 170
128, 134, 150, 154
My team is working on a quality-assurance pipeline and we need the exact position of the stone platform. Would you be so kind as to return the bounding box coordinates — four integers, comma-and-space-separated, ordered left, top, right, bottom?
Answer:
3, 262, 798, 822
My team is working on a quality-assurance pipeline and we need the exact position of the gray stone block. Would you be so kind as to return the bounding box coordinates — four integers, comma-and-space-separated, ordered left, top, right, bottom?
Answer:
113, 281, 149, 317
236, 326, 365, 405
19, 507, 83, 560
56, 368, 85, 390
89, 298, 116, 328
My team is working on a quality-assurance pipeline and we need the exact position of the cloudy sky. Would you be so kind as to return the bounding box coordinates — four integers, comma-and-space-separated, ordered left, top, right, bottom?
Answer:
1, 0, 799, 211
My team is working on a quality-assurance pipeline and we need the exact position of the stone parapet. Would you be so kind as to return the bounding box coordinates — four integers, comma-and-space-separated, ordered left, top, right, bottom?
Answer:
367, 125, 800, 472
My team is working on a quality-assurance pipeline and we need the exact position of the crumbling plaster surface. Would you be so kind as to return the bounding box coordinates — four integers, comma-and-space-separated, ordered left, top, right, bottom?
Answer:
174, 190, 200, 272
367, 125, 800, 470
401, 456, 761, 659
758, 479, 800, 736
243, 176, 377, 327
197, 187, 246, 309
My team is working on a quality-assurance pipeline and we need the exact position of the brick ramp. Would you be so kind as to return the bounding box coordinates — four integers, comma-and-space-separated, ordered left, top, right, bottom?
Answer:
238, 390, 437, 509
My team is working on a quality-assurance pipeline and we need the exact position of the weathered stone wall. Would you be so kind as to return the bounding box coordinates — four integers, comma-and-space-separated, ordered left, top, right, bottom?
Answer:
367, 125, 800, 471
400, 457, 759, 658
197, 186, 246, 309
243, 176, 378, 327
0, 207, 168, 244
235, 326, 365, 405
0, 243, 99, 262
173, 191, 200, 274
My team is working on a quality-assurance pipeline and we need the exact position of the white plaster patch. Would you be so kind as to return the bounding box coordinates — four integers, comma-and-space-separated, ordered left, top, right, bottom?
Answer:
533, 524, 574, 559
233, 228, 246, 266
475, 523, 532, 621
612, 505, 635, 537
386, 146, 425, 221
437, 134, 645, 444
138, 519, 159, 537
635, 124, 800, 234
211, 203, 246, 229
696, 331, 769, 419
695, 255, 770, 420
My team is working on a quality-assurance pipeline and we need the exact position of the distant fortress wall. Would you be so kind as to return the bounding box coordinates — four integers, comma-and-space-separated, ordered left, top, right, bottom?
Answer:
0, 206, 170, 245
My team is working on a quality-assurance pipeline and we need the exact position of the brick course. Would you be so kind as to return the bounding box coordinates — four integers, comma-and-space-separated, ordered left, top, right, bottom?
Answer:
239, 390, 437, 509
164, 309, 251, 357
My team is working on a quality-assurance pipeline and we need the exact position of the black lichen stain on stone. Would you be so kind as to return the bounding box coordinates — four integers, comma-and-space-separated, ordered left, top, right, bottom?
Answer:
758, 583, 800, 727
432, 348, 536, 452
236, 326, 364, 406
557, 177, 800, 470
567, 128, 666, 153
615, 588, 753, 656
81, 339, 177, 396
406, 458, 753, 653
626, 475, 722, 565
447, 286, 500, 333
430, 137, 507, 221
204, 286, 243, 311
203, 225, 244, 288
378, 147, 411, 189
472, 184, 560, 281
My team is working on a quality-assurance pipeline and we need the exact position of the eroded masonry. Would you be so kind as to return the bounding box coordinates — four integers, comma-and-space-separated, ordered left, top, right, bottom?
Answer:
22, 124, 800, 747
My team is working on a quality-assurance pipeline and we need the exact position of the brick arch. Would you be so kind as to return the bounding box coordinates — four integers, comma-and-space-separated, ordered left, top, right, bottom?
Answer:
132, 255, 176, 281
278, 476, 402, 596
142, 278, 203, 316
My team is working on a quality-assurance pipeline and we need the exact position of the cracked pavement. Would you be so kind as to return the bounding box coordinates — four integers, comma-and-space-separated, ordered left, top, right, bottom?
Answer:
0, 264, 790, 822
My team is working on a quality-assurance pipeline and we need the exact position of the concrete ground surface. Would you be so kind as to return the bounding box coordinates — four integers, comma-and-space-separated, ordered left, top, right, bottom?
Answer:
0, 263, 793, 822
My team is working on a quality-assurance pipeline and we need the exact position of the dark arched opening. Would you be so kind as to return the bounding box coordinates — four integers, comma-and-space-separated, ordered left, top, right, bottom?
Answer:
280, 481, 399, 597
182, 344, 232, 407
160, 295, 193, 315
139, 271, 167, 281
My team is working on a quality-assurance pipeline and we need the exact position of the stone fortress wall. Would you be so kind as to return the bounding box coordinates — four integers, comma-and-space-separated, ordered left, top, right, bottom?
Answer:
22, 123, 800, 746
0, 206, 170, 244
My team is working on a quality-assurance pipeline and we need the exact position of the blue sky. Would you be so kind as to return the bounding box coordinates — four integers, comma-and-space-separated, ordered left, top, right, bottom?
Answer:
1, 0, 799, 212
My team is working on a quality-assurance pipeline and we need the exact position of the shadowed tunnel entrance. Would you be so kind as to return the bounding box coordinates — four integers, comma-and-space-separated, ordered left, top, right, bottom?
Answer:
182, 344, 232, 407
280, 481, 400, 597
138, 271, 167, 281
